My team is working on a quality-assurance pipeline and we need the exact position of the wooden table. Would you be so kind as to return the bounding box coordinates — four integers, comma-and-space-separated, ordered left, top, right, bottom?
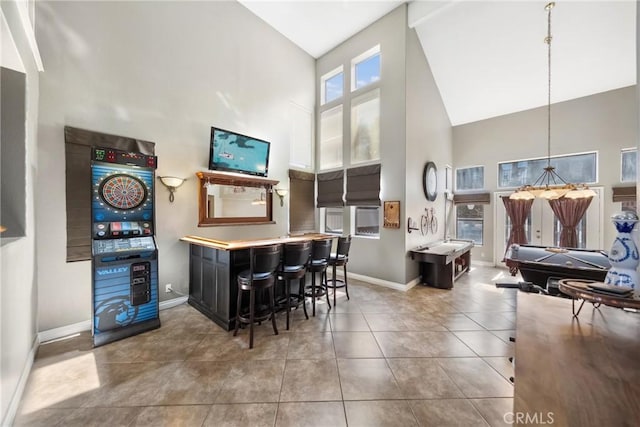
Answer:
558, 278, 640, 316
514, 292, 640, 426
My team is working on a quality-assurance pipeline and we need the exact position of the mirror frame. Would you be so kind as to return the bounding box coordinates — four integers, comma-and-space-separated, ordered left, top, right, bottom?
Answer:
197, 171, 279, 226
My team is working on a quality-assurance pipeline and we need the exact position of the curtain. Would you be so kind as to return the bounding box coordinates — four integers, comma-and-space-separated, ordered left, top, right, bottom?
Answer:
548, 197, 593, 248
289, 169, 315, 233
345, 164, 381, 206
316, 170, 345, 207
502, 196, 534, 274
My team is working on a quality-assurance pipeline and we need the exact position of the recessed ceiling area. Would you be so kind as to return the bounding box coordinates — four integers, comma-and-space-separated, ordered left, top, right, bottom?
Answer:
238, 0, 636, 125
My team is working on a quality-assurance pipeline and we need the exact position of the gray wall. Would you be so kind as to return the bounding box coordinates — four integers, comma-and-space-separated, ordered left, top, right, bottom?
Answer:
35, 1, 315, 331
404, 23, 453, 283
0, 2, 40, 424
315, 5, 453, 286
453, 86, 637, 263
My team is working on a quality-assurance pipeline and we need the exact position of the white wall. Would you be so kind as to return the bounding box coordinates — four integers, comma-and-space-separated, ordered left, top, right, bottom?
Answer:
453, 86, 637, 264
0, 2, 40, 424
35, 1, 315, 331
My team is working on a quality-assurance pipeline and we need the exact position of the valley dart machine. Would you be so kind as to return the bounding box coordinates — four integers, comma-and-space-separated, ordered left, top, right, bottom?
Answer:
91, 147, 160, 346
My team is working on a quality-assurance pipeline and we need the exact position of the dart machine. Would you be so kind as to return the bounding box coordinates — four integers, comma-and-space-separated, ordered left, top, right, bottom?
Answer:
91, 147, 160, 346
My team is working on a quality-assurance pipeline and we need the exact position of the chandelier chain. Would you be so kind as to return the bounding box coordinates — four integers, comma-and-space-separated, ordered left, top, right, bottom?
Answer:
546, 2, 554, 169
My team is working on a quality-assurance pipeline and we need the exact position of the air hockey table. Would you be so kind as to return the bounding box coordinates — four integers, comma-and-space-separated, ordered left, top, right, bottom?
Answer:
410, 239, 474, 289
504, 244, 610, 288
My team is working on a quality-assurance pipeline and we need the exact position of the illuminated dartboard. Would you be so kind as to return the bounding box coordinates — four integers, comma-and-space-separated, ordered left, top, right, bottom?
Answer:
99, 173, 148, 210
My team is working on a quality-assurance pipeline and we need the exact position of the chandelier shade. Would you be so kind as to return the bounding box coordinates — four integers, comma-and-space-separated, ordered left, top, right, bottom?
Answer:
510, 2, 595, 201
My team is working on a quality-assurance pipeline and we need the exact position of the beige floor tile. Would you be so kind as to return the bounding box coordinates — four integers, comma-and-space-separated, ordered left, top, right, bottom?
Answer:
453, 331, 514, 357
471, 398, 514, 427
373, 331, 476, 357
465, 312, 516, 330
344, 400, 418, 427
55, 407, 141, 426
286, 332, 335, 360
215, 360, 286, 403
337, 358, 402, 400
13, 408, 74, 427
437, 358, 514, 398
131, 405, 211, 426
439, 313, 485, 331
329, 313, 370, 331
482, 357, 514, 383
275, 401, 346, 427
410, 399, 491, 427
387, 358, 464, 399
489, 329, 517, 343
332, 332, 383, 358
203, 403, 277, 427
279, 359, 342, 402
363, 313, 409, 331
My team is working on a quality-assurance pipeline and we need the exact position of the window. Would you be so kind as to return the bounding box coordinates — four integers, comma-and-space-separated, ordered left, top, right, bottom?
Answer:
456, 205, 483, 245
456, 166, 484, 191
321, 66, 343, 105
351, 89, 380, 164
351, 46, 380, 91
319, 105, 343, 170
325, 208, 344, 234
621, 148, 636, 183
355, 207, 379, 237
498, 152, 597, 189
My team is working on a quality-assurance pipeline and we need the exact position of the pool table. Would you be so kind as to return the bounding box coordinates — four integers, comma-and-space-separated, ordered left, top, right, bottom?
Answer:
504, 244, 610, 287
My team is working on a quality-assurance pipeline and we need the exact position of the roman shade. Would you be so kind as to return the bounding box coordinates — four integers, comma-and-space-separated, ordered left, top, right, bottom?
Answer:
289, 169, 315, 233
612, 185, 636, 202
345, 164, 381, 206
65, 126, 155, 262
317, 170, 344, 208
453, 192, 491, 205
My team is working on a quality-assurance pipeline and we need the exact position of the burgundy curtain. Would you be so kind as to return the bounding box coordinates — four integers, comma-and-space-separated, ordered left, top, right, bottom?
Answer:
548, 197, 593, 248
502, 196, 534, 274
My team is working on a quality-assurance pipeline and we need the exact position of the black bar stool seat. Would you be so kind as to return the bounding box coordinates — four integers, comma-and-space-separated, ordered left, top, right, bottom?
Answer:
233, 244, 282, 349
278, 240, 312, 330
306, 238, 333, 316
325, 235, 351, 307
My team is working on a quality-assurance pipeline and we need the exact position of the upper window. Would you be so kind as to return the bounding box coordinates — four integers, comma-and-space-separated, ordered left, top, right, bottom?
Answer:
498, 152, 597, 189
351, 89, 380, 164
456, 166, 484, 191
621, 148, 636, 183
319, 105, 343, 170
321, 66, 344, 105
351, 46, 380, 91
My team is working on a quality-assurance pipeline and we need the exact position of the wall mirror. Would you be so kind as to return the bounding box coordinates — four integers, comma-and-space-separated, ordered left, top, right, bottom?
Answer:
197, 171, 278, 226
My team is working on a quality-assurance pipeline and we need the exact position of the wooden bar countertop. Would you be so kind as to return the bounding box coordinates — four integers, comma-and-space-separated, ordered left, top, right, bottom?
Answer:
180, 233, 334, 251
514, 292, 640, 426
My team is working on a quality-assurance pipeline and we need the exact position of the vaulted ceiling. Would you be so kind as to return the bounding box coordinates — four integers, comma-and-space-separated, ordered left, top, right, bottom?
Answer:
239, 0, 636, 125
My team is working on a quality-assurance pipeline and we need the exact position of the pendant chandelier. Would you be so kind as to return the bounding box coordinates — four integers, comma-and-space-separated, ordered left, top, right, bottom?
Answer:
510, 2, 595, 201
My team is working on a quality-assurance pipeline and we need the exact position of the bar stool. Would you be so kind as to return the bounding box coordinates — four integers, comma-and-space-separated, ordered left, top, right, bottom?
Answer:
306, 238, 333, 316
325, 235, 351, 307
278, 240, 312, 330
233, 244, 282, 349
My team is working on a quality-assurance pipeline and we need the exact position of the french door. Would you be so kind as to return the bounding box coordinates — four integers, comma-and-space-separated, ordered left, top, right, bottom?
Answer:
494, 188, 603, 265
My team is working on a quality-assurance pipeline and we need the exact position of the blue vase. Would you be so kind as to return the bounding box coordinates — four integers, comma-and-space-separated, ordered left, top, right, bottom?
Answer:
604, 211, 639, 296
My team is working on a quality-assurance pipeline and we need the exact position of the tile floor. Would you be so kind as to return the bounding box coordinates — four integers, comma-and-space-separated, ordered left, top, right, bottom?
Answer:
14, 266, 518, 426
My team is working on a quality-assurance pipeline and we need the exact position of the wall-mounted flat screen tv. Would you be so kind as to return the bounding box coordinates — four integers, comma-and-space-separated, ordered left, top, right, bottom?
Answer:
209, 127, 271, 177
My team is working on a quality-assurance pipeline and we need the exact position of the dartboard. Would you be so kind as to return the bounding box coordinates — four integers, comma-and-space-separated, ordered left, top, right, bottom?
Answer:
99, 174, 148, 210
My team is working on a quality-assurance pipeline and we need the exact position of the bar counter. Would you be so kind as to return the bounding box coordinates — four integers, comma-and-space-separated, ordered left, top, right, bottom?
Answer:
180, 233, 333, 330
514, 292, 640, 426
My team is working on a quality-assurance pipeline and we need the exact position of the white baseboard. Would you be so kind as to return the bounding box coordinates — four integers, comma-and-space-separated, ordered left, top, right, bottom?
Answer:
2, 335, 39, 427
159, 295, 188, 310
338, 270, 416, 292
38, 320, 91, 344
38, 296, 188, 344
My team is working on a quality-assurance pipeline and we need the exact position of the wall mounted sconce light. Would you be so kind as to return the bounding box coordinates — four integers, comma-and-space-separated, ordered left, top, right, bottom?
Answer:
157, 176, 186, 203
274, 188, 289, 207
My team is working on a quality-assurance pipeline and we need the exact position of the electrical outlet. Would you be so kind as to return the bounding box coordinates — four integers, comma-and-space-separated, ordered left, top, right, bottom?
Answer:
165, 284, 172, 293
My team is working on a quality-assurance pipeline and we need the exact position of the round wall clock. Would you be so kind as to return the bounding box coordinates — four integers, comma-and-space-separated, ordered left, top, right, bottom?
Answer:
423, 161, 438, 202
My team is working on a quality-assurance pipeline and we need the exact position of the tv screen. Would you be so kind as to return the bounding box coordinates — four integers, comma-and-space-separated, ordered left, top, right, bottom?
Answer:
209, 127, 271, 177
